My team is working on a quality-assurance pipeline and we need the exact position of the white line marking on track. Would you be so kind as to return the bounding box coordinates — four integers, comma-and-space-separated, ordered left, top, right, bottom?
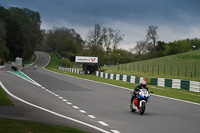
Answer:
54, 94, 59, 97
41, 87, 45, 89
111, 130, 120, 133
59, 97, 63, 99
0, 81, 111, 133
67, 102, 72, 105
62, 99, 67, 102
72, 106, 79, 109
98, 121, 109, 126
79, 110, 87, 113
88, 115, 96, 119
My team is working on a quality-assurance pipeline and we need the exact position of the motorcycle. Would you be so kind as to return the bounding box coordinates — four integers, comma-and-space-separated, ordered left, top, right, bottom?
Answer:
130, 89, 153, 115
34, 65, 37, 70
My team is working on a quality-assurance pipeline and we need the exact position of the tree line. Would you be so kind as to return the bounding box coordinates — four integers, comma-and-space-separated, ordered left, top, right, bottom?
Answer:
0, 6, 42, 62
133, 25, 200, 61
40, 23, 128, 65
1, 6, 199, 66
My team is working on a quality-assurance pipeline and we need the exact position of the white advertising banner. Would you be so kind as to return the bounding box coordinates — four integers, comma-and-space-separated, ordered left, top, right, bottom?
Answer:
75, 56, 98, 63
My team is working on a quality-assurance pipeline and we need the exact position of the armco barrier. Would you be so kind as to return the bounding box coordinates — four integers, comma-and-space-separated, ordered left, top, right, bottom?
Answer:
95, 71, 145, 85
165, 79, 172, 88
123, 75, 127, 82
190, 81, 200, 92
158, 78, 165, 87
172, 79, 181, 89
130, 76, 136, 83
58, 67, 199, 92
58, 66, 83, 75
127, 75, 131, 82
151, 78, 158, 85
151, 77, 200, 92
181, 80, 190, 91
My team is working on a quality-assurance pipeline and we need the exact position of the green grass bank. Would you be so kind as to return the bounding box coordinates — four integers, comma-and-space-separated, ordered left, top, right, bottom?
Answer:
104, 50, 200, 82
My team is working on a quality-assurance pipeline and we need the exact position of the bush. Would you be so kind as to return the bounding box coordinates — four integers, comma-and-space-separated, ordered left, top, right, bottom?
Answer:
61, 58, 72, 68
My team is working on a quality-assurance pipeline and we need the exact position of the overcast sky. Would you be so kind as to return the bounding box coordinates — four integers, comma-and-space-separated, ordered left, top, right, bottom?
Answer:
1, 0, 200, 50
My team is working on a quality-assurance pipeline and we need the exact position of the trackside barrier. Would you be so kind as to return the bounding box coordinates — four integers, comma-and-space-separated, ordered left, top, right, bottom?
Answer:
58, 67, 199, 92
158, 78, 165, 87
172, 79, 181, 89
58, 66, 83, 74
190, 81, 200, 92
151, 78, 200, 92
95, 71, 146, 84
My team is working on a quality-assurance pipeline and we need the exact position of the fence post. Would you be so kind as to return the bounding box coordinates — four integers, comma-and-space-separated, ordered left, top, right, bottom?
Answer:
147, 65, 149, 73
164, 65, 165, 75
143, 65, 144, 73
158, 65, 159, 75
178, 66, 179, 77
134, 64, 135, 71
138, 64, 139, 72
152, 65, 154, 74
195, 65, 196, 77
185, 66, 187, 77
129, 64, 131, 71
171, 66, 172, 76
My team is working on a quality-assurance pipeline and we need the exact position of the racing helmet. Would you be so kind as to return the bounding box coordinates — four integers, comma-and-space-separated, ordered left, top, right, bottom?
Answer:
140, 80, 146, 87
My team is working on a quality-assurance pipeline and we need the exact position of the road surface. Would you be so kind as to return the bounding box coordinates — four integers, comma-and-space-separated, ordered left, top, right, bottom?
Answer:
0, 51, 199, 133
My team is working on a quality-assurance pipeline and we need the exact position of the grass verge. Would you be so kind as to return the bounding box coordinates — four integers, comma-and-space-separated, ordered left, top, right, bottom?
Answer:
0, 118, 87, 133
23, 53, 37, 67
0, 86, 13, 106
45, 52, 200, 104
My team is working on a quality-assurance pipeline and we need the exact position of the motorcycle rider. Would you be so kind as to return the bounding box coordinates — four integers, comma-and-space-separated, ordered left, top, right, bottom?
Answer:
130, 80, 148, 105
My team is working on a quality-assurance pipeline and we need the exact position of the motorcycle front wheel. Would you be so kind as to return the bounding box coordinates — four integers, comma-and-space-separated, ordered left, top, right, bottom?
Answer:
139, 102, 146, 115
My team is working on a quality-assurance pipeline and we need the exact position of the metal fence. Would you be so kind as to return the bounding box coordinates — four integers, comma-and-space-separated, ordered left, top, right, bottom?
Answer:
107, 64, 199, 78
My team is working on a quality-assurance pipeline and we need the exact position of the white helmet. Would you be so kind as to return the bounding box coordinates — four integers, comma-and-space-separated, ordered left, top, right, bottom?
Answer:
140, 80, 146, 87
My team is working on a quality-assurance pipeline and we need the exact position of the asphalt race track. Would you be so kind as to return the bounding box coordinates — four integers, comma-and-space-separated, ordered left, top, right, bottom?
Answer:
0, 51, 200, 133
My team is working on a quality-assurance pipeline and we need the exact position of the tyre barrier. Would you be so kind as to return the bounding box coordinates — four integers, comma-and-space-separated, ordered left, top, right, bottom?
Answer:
58, 66, 84, 74
95, 71, 146, 84
151, 78, 200, 92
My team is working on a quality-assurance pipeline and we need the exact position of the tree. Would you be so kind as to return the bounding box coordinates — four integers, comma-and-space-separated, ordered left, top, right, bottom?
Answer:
86, 23, 103, 55
112, 29, 124, 50
146, 25, 158, 54
86, 23, 124, 56
45, 27, 84, 58
9, 7, 42, 59
165, 42, 179, 55
156, 41, 166, 57
133, 40, 147, 56
0, 6, 42, 60
0, 21, 9, 61
0, 21, 6, 48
